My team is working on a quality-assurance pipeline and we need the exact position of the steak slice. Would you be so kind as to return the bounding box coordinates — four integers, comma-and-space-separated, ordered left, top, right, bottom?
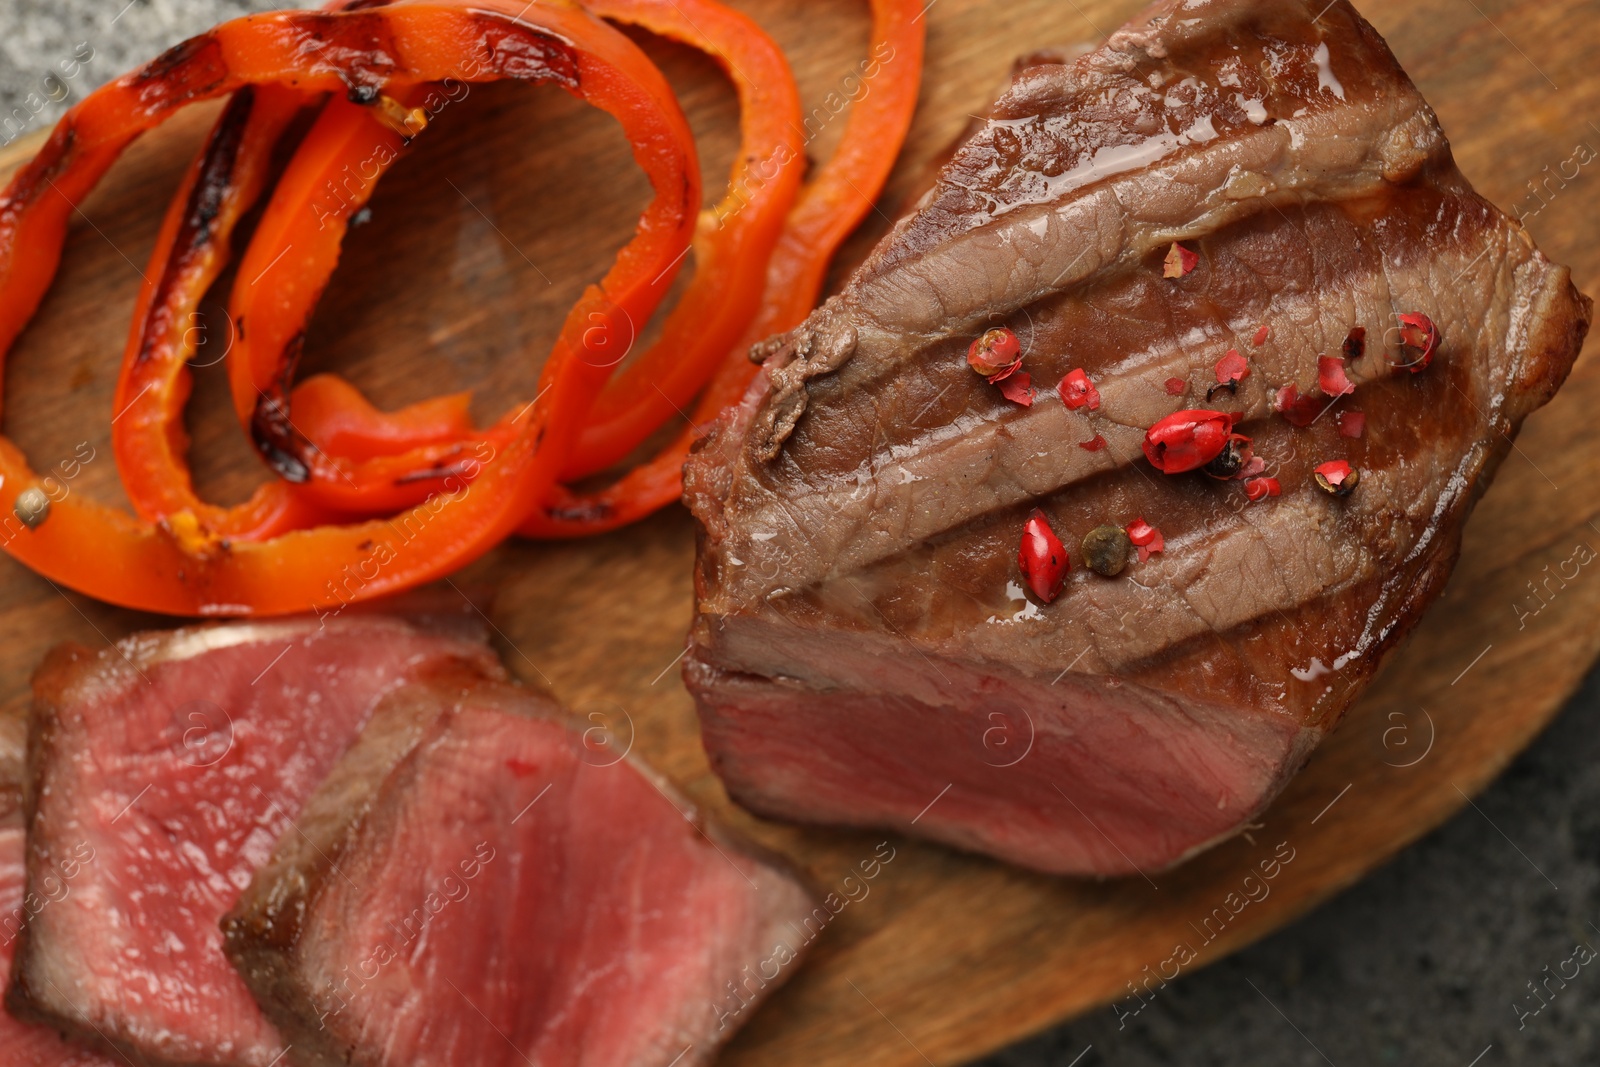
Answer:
7, 612, 503, 1067
685, 0, 1591, 876
2, 705, 118, 1067
222, 672, 816, 1067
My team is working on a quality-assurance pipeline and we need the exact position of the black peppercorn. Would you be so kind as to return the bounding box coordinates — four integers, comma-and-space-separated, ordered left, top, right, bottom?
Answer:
1203, 435, 1251, 480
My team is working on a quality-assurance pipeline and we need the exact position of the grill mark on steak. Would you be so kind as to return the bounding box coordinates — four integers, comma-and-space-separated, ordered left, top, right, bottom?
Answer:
6, 613, 504, 1067
750, 15, 1443, 466
684, 0, 1591, 875
224, 673, 817, 1067
727, 189, 1510, 603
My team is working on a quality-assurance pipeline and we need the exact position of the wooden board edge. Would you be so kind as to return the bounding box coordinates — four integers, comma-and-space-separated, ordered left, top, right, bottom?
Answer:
0, 129, 49, 174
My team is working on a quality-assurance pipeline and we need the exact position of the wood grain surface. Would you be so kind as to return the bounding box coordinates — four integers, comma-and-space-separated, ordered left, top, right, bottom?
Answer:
1, 0, 1597, 1063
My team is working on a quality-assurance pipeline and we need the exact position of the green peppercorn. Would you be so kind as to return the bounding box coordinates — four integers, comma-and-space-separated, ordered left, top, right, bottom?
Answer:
1081, 525, 1132, 577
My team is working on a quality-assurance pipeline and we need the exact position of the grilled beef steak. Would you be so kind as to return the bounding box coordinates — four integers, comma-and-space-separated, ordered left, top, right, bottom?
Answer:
223, 672, 815, 1067
685, 0, 1591, 875
2, 706, 117, 1067
7, 613, 502, 1066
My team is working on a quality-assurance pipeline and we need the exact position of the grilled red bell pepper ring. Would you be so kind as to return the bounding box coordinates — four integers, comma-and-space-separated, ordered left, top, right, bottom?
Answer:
550, 0, 806, 479
113, 88, 491, 531
399, 0, 810, 484
518, 0, 926, 536
108, 0, 386, 543
225, 86, 505, 514
215, 0, 803, 514
0, 3, 697, 613
108, 84, 355, 544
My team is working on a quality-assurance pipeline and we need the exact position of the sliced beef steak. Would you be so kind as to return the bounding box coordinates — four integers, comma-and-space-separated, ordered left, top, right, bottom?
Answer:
2, 706, 117, 1067
7, 613, 502, 1066
685, 0, 1591, 875
223, 672, 815, 1067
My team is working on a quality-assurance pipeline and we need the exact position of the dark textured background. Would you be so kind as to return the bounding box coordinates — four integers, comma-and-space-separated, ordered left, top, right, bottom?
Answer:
2, 2, 1597, 1064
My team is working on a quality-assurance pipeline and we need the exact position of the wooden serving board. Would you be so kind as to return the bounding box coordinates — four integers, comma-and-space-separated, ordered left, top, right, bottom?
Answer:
2, 0, 1598, 1062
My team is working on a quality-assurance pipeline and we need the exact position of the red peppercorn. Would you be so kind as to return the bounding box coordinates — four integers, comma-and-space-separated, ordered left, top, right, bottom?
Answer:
1392, 312, 1439, 373
1203, 432, 1253, 479
1314, 459, 1360, 496
1215, 349, 1249, 385
968, 327, 1022, 379
1342, 327, 1366, 361
1162, 242, 1199, 278
997, 371, 1034, 406
1058, 368, 1101, 411
1273, 383, 1327, 428
1126, 518, 1158, 546
1164, 376, 1187, 396
1018, 509, 1069, 603
1142, 409, 1235, 473
1317, 355, 1355, 397
1245, 476, 1281, 501
1125, 517, 1164, 561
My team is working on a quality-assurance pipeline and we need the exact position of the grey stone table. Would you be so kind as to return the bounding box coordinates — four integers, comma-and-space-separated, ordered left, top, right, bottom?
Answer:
2, 3, 1597, 1065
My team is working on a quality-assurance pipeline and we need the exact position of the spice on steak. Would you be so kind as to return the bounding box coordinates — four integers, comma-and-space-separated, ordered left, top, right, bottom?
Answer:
1342, 326, 1366, 361
1058, 368, 1101, 411
1125, 517, 1164, 561
997, 371, 1034, 406
1314, 459, 1360, 496
1018, 509, 1069, 603
1203, 433, 1253, 479
1081, 525, 1132, 577
1273, 383, 1327, 428
1390, 312, 1439, 373
1338, 410, 1365, 438
1317, 355, 1356, 397
967, 326, 1022, 379
1142, 409, 1235, 473
1162, 242, 1199, 278
1215, 349, 1249, 385
1245, 476, 1281, 501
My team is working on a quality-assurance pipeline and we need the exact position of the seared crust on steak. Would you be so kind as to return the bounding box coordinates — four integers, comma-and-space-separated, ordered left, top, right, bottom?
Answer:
219, 663, 492, 1063
223, 673, 817, 1067
685, 0, 1591, 875
7, 614, 502, 1067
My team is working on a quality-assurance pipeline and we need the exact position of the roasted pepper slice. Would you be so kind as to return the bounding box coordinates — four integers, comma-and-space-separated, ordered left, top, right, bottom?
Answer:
214, 0, 805, 514
519, 0, 926, 536
0, 3, 697, 613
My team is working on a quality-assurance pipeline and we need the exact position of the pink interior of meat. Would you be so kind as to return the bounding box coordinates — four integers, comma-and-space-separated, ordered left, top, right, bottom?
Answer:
301, 702, 805, 1067
683, 0, 1587, 877
691, 638, 1313, 876
25, 622, 491, 1066
2, 825, 113, 1066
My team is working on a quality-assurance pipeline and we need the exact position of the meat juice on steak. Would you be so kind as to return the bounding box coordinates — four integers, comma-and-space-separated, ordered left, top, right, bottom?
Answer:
223, 672, 816, 1067
6, 614, 502, 1066
684, 0, 1592, 875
